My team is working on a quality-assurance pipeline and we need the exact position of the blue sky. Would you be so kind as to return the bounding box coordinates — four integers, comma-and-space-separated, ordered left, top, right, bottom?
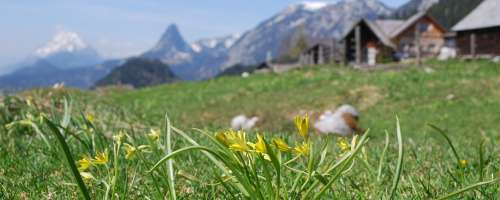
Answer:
0, 0, 407, 68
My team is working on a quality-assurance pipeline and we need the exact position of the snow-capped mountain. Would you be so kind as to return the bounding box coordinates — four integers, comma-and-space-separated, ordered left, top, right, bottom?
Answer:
191, 33, 241, 55
179, 33, 242, 79
142, 24, 193, 65
140, 0, 395, 79
33, 30, 102, 69
140, 24, 241, 79
304, 0, 393, 38
222, 0, 393, 68
35, 31, 88, 57
221, 2, 324, 67
0, 31, 121, 90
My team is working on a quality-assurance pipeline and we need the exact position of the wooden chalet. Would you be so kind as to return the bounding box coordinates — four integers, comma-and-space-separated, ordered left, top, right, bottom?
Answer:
452, 0, 500, 57
343, 19, 398, 66
300, 39, 344, 65
342, 12, 446, 66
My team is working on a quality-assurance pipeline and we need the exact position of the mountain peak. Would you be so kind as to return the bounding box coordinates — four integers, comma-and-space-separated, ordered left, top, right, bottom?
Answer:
155, 24, 189, 50
35, 31, 88, 58
142, 24, 192, 64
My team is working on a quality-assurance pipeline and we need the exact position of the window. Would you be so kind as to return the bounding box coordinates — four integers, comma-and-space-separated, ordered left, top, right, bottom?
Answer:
417, 23, 430, 33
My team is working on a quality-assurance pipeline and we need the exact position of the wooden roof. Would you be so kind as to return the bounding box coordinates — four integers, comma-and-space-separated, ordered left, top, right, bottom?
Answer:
452, 0, 500, 31
343, 19, 397, 48
341, 12, 445, 49
390, 12, 446, 38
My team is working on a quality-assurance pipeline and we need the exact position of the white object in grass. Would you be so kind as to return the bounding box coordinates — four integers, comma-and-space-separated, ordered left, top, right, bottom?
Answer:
231, 115, 259, 130
314, 105, 362, 137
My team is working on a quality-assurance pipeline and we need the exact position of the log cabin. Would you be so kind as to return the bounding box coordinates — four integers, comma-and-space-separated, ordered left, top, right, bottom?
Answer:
452, 0, 500, 57
299, 39, 344, 65
342, 12, 446, 66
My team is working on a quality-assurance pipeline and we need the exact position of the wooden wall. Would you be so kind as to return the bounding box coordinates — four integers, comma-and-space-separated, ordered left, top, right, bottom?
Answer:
394, 16, 445, 58
344, 22, 394, 64
456, 26, 500, 56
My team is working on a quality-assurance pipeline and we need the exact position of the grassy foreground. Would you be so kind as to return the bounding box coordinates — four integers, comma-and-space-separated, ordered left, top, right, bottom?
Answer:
0, 60, 499, 199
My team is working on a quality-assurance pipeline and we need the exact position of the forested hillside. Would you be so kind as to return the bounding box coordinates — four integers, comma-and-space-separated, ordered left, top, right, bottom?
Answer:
95, 58, 178, 88
428, 0, 483, 29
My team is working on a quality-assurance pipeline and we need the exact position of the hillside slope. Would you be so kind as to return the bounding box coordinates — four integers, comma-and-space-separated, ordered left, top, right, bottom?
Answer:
103, 60, 500, 138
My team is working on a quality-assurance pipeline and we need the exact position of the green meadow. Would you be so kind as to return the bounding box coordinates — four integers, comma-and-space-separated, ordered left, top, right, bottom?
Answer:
1, 60, 499, 199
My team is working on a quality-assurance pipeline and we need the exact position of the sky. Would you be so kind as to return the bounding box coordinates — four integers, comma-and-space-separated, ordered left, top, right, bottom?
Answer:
0, 0, 407, 69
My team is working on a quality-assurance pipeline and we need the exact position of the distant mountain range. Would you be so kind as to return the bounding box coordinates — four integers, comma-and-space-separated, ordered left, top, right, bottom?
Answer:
0, 31, 122, 91
144, 0, 394, 80
1, 0, 478, 91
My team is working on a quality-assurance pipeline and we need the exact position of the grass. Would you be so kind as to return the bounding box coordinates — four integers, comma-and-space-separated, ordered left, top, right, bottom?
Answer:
0, 59, 499, 199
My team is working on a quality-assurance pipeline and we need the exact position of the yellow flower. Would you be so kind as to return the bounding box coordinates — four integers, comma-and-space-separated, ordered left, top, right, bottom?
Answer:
216, 131, 230, 146
94, 151, 109, 165
294, 114, 310, 139
80, 172, 94, 183
293, 141, 311, 157
124, 144, 149, 160
254, 135, 267, 154
148, 129, 160, 142
85, 113, 95, 124
77, 156, 93, 171
228, 130, 250, 152
124, 143, 137, 160
460, 159, 468, 166
273, 138, 291, 152
248, 135, 271, 161
337, 138, 350, 152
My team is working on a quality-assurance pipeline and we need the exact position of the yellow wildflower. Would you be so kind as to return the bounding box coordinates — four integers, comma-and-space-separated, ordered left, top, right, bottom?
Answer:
248, 135, 271, 161
124, 143, 137, 160
294, 114, 310, 139
228, 130, 250, 152
254, 135, 267, 154
85, 113, 95, 124
273, 138, 291, 152
80, 172, 94, 183
337, 138, 350, 152
77, 156, 93, 171
216, 131, 230, 146
148, 129, 160, 142
293, 141, 311, 157
460, 159, 468, 166
94, 151, 109, 165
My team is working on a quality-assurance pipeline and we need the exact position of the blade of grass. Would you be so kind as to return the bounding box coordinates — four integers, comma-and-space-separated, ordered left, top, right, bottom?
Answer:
170, 126, 250, 197
478, 140, 485, 181
377, 131, 390, 182
164, 114, 176, 200
389, 117, 404, 200
310, 131, 371, 200
436, 178, 500, 200
428, 124, 461, 164
61, 98, 71, 128
44, 117, 91, 200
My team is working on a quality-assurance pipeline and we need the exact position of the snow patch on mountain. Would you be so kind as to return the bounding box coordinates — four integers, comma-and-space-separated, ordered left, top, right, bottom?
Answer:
35, 31, 88, 57
300, 1, 330, 11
